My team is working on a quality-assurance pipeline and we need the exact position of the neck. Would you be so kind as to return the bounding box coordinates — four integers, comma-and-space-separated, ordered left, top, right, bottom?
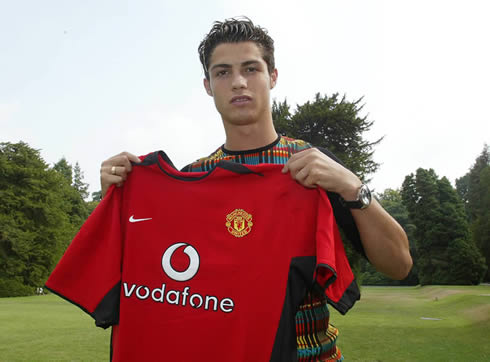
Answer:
223, 122, 278, 151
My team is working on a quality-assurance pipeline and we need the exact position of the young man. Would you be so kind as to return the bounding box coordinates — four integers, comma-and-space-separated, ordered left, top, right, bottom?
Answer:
100, 18, 412, 361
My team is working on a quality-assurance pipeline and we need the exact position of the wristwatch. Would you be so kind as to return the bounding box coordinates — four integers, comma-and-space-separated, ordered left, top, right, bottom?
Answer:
340, 184, 372, 209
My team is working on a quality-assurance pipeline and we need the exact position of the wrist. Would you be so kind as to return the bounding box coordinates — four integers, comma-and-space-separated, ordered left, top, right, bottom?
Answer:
340, 183, 372, 210
339, 178, 363, 200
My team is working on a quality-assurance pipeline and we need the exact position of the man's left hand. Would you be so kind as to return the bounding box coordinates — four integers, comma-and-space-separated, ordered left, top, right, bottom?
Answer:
282, 148, 361, 199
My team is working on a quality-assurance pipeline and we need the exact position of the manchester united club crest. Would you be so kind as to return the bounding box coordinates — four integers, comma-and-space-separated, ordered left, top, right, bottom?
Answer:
226, 209, 253, 237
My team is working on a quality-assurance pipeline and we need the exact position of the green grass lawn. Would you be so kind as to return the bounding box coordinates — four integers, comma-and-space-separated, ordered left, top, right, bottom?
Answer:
0, 285, 489, 361
0, 294, 110, 361
334, 285, 490, 361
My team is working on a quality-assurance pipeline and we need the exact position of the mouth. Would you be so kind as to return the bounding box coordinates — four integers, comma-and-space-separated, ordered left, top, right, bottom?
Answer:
230, 95, 252, 104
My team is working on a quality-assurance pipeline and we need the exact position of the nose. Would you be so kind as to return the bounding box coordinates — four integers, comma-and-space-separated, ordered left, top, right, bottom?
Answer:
231, 73, 247, 90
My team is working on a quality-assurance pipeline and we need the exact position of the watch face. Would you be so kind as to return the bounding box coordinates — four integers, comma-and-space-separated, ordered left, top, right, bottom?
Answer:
359, 185, 372, 207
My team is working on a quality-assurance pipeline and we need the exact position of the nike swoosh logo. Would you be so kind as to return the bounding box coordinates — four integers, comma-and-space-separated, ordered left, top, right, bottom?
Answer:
129, 215, 152, 223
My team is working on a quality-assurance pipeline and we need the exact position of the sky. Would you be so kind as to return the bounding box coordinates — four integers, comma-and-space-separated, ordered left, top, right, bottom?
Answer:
1, 0, 489, 196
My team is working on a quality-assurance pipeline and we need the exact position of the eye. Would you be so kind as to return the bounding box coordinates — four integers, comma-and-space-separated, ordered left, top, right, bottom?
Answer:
216, 70, 228, 77
246, 67, 257, 73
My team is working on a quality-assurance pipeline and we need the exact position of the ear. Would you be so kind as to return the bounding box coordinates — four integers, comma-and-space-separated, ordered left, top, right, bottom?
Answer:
270, 69, 278, 89
203, 78, 213, 97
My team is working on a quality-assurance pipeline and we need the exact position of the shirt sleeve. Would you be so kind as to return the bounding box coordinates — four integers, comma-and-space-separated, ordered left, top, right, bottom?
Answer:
314, 189, 361, 315
45, 185, 123, 329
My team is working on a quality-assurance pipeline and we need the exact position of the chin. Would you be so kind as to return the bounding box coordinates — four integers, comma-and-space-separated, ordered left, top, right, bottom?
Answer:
223, 112, 258, 126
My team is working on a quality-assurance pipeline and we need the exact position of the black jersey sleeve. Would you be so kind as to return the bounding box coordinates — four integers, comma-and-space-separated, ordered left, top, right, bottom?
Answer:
317, 147, 366, 258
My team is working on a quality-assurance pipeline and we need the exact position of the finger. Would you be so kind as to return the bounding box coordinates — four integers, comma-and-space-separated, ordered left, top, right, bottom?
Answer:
105, 165, 129, 180
283, 148, 316, 173
292, 168, 304, 183
290, 157, 326, 188
303, 172, 319, 189
118, 167, 129, 181
113, 154, 134, 172
293, 165, 310, 184
123, 152, 141, 164
101, 173, 125, 185
101, 164, 118, 177
102, 152, 139, 170
101, 174, 125, 197
292, 147, 317, 162
284, 154, 308, 177
114, 152, 141, 167
293, 165, 321, 189
291, 148, 315, 161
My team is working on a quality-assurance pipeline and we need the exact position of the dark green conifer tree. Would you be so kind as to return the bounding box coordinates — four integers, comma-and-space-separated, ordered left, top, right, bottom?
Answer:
402, 169, 486, 284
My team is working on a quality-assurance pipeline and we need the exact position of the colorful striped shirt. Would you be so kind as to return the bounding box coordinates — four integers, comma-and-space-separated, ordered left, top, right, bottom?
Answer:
182, 135, 312, 172
183, 135, 344, 361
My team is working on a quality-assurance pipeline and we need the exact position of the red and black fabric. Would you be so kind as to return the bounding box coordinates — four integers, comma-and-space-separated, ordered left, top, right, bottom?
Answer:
46, 151, 360, 362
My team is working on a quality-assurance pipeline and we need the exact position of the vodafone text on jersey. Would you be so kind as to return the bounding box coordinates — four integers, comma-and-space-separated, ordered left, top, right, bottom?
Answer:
122, 243, 235, 313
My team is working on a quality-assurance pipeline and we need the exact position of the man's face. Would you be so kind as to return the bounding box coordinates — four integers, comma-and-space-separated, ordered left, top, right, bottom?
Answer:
204, 41, 277, 127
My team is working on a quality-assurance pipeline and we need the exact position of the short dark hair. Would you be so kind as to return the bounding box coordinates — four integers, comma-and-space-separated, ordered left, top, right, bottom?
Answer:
198, 17, 275, 80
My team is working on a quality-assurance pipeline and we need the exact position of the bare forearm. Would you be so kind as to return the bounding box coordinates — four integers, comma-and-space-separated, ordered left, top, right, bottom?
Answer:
352, 199, 412, 280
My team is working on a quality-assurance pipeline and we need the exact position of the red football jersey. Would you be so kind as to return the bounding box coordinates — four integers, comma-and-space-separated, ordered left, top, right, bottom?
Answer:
46, 151, 359, 362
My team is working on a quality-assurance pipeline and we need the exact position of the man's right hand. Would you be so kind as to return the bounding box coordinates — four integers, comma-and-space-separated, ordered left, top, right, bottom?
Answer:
100, 152, 141, 198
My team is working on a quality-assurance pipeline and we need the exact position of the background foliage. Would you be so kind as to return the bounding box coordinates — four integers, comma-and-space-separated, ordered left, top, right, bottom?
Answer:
456, 145, 490, 280
0, 142, 97, 297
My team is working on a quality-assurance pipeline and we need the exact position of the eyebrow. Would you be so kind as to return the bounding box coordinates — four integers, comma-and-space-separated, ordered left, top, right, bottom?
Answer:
209, 60, 261, 72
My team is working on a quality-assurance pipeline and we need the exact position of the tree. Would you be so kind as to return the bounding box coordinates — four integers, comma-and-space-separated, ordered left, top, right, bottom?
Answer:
402, 169, 440, 285
0, 142, 76, 296
471, 167, 490, 280
53, 157, 72, 183
87, 191, 102, 216
457, 144, 489, 221
72, 162, 89, 200
91, 190, 102, 202
53, 158, 91, 227
456, 144, 490, 281
401, 168, 486, 285
273, 93, 382, 181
